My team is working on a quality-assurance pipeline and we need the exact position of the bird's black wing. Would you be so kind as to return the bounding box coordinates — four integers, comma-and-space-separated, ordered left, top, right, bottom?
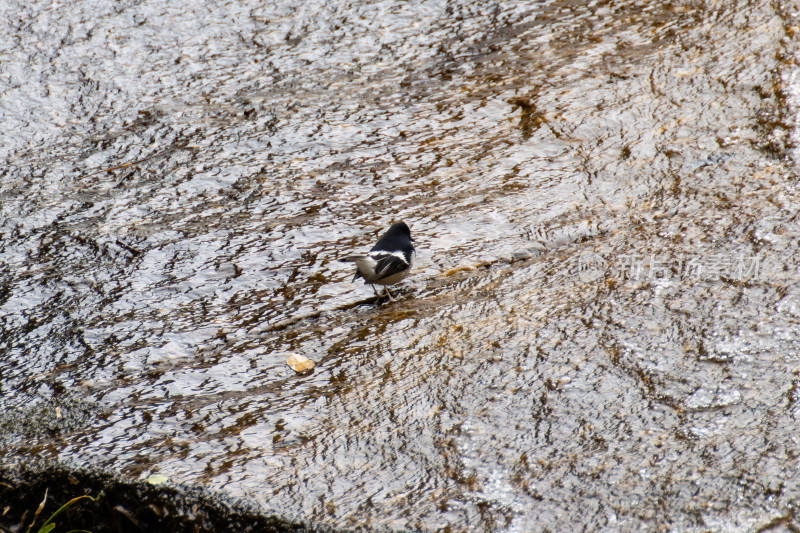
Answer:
371, 253, 409, 282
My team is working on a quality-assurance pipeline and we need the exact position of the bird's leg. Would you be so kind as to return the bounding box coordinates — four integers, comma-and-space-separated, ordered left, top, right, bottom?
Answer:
371, 284, 381, 297
383, 287, 395, 302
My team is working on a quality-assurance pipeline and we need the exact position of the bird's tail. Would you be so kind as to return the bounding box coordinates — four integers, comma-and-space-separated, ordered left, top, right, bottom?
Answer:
340, 255, 367, 281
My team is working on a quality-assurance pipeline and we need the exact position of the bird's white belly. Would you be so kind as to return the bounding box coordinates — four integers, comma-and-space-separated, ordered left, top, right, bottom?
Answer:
373, 268, 410, 286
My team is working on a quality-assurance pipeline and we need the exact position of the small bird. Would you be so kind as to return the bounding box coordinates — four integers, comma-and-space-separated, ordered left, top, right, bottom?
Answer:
340, 222, 415, 301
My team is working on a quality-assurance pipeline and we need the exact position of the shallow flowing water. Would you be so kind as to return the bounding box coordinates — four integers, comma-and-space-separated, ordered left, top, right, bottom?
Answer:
3, 0, 800, 530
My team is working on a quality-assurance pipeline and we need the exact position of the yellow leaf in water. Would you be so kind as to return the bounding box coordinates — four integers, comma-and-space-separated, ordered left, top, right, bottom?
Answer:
287, 353, 315, 372
147, 474, 169, 486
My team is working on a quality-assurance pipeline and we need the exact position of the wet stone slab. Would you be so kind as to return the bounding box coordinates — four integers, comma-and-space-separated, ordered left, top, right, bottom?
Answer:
2, 0, 800, 530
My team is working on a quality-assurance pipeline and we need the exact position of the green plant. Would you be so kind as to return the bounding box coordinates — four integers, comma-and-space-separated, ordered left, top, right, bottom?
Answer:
24, 488, 94, 533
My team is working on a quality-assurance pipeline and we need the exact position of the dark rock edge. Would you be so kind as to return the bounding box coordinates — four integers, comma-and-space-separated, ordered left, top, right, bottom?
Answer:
0, 460, 329, 533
